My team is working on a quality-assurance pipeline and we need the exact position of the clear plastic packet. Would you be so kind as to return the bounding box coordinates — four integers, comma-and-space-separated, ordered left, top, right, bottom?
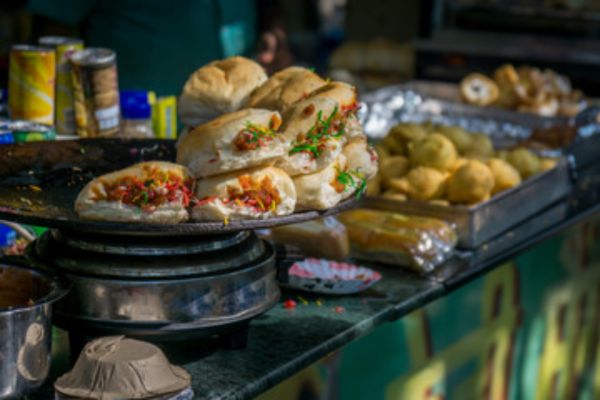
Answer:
337, 209, 457, 274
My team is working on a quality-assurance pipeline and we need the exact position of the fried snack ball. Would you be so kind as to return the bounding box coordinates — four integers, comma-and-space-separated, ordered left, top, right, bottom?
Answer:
389, 122, 428, 143
451, 158, 469, 172
385, 123, 428, 155
539, 157, 557, 172
463, 133, 494, 159
437, 125, 473, 154
380, 156, 410, 188
447, 160, 495, 204
505, 148, 541, 179
381, 135, 405, 155
387, 166, 447, 201
409, 133, 458, 171
487, 158, 522, 195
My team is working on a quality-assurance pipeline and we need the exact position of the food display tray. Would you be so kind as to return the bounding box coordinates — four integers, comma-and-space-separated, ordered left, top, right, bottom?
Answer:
364, 158, 571, 249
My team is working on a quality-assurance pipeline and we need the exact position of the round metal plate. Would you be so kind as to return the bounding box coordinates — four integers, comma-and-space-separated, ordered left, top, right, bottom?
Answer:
0, 139, 359, 236
30, 230, 267, 278
51, 229, 251, 256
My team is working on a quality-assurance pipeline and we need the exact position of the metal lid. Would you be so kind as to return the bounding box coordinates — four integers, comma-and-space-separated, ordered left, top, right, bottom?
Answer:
70, 48, 116, 67
11, 44, 54, 53
39, 36, 84, 47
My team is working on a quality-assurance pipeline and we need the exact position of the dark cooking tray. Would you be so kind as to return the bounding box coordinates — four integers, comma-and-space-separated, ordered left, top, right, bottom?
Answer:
0, 139, 357, 236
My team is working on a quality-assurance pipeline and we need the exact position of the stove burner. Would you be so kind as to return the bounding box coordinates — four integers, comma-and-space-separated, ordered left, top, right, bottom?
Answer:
27, 229, 280, 342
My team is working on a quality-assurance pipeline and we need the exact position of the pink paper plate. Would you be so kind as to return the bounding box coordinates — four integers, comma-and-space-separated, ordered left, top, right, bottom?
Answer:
287, 258, 381, 295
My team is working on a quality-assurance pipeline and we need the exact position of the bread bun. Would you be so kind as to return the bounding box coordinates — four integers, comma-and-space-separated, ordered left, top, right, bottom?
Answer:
177, 108, 287, 177
75, 162, 193, 223
306, 81, 363, 138
306, 81, 357, 110
191, 166, 296, 220
276, 97, 344, 176
246, 67, 326, 111
293, 154, 363, 210
342, 137, 379, 180
178, 56, 268, 127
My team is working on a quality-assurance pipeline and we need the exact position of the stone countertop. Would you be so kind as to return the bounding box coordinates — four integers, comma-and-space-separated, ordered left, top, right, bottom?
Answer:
27, 200, 600, 400
179, 202, 600, 400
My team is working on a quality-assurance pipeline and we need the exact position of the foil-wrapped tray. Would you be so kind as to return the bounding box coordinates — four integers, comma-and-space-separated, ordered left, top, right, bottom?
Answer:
359, 82, 600, 169
359, 85, 574, 248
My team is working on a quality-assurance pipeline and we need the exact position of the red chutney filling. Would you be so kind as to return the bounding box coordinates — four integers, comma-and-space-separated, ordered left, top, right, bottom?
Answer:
101, 170, 193, 211
341, 101, 360, 117
195, 175, 281, 213
233, 115, 282, 151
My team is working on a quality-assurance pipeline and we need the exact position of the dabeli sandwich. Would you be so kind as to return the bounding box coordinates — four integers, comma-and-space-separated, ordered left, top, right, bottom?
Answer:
75, 162, 194, 223
304, 81, 363, 139
192, 166, 296, 221
342, 136, 379, 180
176, 108, 286, 177
276, 97, 346, 176
178, 56, 268, 127
246, 66, 326, 111
293, 154, 367, 211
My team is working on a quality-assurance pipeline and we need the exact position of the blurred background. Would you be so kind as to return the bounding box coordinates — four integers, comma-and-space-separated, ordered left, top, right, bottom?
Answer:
4, 0, 600, 95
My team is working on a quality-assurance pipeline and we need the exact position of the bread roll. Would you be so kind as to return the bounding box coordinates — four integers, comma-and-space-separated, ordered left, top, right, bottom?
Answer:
276, 97, 345, 176
75, 162, 193, 223
342, 137, 379, 180
191, 166, 296, 220
246, 66, 326, 111
177, 108, 287, 177
178, 56, 267, 127
293, 154, 365, 210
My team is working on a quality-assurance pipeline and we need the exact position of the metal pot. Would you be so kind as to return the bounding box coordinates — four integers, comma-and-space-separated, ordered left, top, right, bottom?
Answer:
0, 263, 69, 399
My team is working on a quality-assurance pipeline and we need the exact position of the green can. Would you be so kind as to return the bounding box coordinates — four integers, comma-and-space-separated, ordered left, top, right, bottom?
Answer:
1, 120, 56, 142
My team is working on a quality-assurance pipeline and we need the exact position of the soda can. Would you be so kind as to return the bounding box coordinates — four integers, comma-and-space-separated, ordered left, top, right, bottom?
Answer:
0, 120, 56, 142
152, 96, 177, 139
70, 48, 120, 137
39, 36, 84, 135
8, 45, 56, 125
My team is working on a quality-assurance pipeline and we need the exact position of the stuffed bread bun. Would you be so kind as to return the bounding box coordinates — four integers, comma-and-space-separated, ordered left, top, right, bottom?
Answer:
177, 108, 286, 177
75, 162, 193, 224
275, 97, 347, 176
304, 81, 363, 139
246, 66, 326, 111
192, 166, 296, 221
293, 154, 367, 211
178, 56, 268, 127
342, 137, 379, 180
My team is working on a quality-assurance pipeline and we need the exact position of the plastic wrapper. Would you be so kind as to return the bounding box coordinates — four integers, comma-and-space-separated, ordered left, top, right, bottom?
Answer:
269, 216, 350, 261
337, 209, 457, 273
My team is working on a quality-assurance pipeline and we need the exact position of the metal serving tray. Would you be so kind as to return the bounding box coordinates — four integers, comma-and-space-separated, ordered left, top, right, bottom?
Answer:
364, 158, 571, 249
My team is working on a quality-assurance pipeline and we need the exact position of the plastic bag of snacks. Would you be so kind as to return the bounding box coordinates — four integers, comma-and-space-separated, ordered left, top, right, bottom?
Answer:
337, 209, 457, 273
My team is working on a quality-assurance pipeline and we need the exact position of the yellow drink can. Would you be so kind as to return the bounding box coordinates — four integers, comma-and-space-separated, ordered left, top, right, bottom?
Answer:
152, 96, 177, 139
8, 45, 55, 125
39, 36, 84, 135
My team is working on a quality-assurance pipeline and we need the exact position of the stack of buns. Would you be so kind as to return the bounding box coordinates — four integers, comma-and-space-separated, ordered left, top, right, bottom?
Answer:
75, 57, 378, 224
